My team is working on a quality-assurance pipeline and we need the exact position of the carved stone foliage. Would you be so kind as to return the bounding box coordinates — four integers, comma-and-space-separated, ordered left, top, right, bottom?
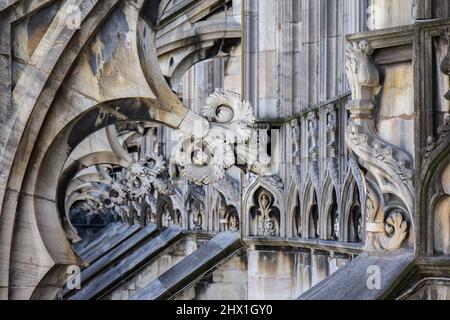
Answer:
123, 153, 174, 201
173, 90, 262, 185
188, 199, 204, 231
345, 39, 413, 251
249, 188, 280, 237
363, 181, 409, 252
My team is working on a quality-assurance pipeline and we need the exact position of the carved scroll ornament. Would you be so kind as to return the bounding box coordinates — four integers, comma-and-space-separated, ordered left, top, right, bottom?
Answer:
345, 40, 413, 251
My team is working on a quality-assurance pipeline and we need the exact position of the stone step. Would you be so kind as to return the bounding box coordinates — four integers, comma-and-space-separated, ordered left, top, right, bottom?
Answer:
131, 232, 242, 300
62, 224, 158, 298
68, 225, 183, 300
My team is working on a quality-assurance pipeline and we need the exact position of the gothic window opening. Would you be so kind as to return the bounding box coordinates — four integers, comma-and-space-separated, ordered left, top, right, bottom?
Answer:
308, 192, 319, 239
293, 192, 302, 237
348, 189, 363, 243
329, 189, 339, 241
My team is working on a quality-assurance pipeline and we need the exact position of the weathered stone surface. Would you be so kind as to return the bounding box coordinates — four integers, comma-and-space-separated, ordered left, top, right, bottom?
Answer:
298, 251, 415, 300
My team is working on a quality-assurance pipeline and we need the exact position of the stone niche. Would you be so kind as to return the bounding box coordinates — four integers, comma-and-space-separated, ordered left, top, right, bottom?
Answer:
249, 188, 281, 237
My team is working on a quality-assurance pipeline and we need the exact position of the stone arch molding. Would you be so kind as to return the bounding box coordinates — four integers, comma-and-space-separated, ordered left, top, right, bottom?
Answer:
286, 177, 301, 238
0, 0, 257, 299
319, 174, 340, 241
421, 115, 450, 255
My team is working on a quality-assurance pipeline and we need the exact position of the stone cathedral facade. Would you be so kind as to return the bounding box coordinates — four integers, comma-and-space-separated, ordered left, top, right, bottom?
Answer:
0, 0, 449, 300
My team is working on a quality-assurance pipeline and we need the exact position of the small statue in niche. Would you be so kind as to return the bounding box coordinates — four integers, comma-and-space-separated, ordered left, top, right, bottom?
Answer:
162, 204, 174, 227
333, 213, 340, 239
327, 109, 337, 147
228, 214, 239, 232
146, 207, 157, 225
175, 210, 182, 225
191, 202, 203, 231
291, 119, 301, 164
356, 214, 363, 242
257, 192, 277, 237
218, 201, 228, 230
307, 112, 318, 154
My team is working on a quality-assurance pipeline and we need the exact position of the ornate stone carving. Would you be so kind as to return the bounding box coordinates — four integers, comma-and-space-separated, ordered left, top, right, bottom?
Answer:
189, 200, 203, 231
244, 174, 284, 197
218, 198, 239, 232
326, 106, 339, 187
307, 112, 319, 154
364, 183, 408, 252
173, 90, 259, 185
161, 203, 175, 228
291, 118, 301, 165
100, 182, 127, 209
307, 112, 320, 190
256, 191, 277, 237
345, 40, 413, 251
124, 153, 174, 200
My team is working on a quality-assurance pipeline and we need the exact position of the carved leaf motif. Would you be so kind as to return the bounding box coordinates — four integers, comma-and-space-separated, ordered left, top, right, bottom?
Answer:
202, 90, 256, 144
174, 91, 259, 185
379, 212, 408, 251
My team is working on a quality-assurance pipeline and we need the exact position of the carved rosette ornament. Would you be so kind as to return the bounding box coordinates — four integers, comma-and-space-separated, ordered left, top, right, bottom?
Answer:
100, 182, 127, 209
345, 40, 413, 251
173, 90, 259, 185
123, 153, 174, 201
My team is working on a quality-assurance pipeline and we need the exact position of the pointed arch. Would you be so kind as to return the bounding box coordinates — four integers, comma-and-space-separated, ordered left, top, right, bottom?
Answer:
287, 179, 301, 238
340, 170, 364, 243
320, 174, 339, 241
242, 176, 285, 238
302, 178, 319, 239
